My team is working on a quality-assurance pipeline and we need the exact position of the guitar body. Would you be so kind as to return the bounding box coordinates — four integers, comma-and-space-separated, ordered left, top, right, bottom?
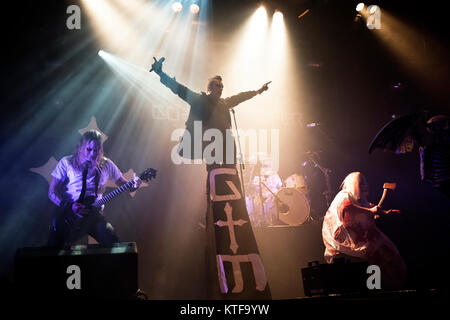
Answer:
51, 167, 157, 237
53, 196, 100, 233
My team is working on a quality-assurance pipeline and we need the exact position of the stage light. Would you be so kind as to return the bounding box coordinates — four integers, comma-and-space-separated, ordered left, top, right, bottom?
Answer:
172, 2, 182, 13
190, 4, 200, 14
356, 3, 365, 12
252, 6, 268, 31
368, 5, 378, 14
98, 50, 104, 57
273, 11, 283, 22
271, 10, 285, 42
256, 5, 266, 16
270, 7, 286, 64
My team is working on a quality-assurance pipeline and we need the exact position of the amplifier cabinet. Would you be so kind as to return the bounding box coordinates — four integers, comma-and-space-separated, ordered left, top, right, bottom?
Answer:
302, 260, 369, 296
14, 242, 138, 299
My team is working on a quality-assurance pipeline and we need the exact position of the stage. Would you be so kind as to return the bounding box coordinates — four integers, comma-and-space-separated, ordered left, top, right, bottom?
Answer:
0, 0, 449, 307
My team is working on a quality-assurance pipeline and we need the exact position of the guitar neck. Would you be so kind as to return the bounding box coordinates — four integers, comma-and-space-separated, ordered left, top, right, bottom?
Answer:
93, 179, 136, 208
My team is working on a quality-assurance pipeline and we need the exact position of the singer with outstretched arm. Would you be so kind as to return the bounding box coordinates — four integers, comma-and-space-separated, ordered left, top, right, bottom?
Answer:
149, 57, 271, 170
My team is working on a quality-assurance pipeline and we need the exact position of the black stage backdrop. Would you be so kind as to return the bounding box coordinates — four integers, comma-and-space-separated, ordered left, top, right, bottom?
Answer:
1, 0, 450, 299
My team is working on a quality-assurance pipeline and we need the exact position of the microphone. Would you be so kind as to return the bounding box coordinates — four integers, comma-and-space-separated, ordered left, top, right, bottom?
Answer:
306, 122, 320, 127
149, 57, 165, 73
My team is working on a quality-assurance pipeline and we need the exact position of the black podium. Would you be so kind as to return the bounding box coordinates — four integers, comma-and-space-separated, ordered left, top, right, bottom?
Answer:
14, 242, 138, 299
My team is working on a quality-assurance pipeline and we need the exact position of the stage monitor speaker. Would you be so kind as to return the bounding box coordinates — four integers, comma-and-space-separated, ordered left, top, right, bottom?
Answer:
301, 259, 369, 296
14, 242, 138, 299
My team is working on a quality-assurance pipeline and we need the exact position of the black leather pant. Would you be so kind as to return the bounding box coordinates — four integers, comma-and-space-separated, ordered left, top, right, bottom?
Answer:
48, 210, 119, 248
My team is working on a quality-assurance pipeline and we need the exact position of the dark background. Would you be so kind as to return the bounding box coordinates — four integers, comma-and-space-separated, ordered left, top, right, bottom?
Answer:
0, 0, 449, 298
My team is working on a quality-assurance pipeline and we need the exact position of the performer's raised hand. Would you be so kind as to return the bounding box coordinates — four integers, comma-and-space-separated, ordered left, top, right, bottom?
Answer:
258, 81, 272, 94
373, 207, 401, 219
149, 57, 165, 75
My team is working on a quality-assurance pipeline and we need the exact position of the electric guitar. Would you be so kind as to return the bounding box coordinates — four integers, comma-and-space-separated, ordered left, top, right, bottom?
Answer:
56, 168, 157, 230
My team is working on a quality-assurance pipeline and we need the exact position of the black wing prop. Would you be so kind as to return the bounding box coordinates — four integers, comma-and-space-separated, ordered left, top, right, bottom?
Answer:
368, 113, 425, 155
369, 112, 450, 197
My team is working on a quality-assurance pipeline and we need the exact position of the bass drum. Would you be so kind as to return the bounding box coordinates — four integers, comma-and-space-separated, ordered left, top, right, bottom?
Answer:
275, 187, 310, 225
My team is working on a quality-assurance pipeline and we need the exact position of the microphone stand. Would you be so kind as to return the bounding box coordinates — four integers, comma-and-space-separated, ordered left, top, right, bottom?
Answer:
307, 154, 333, 207
256, 158, 266, 225
230, 109, 246, 199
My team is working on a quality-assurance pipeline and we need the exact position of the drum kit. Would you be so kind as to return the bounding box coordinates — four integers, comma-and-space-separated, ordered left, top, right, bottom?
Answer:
243, 153, 312, 227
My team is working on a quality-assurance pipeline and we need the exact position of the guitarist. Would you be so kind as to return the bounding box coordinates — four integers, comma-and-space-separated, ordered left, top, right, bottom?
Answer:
47, 130, 141, 247
321, 172, 406, 289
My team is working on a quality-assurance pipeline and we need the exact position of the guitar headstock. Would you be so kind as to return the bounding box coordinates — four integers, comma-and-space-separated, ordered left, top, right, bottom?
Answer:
139, 168, 157, 182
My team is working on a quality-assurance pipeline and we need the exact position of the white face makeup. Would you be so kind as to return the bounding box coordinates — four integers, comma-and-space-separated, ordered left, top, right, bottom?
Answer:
79, 140, 100, 165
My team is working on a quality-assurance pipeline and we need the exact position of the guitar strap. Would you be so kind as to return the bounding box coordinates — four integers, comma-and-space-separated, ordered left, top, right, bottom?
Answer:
77, 165, 100, 202
77, 164, 89, 202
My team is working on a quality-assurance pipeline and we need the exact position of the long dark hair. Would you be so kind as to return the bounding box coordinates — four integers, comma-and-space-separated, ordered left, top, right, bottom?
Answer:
70, 130, 105, 173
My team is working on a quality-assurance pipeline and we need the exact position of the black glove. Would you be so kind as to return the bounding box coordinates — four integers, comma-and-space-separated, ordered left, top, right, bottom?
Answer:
150, 57, 165, 75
